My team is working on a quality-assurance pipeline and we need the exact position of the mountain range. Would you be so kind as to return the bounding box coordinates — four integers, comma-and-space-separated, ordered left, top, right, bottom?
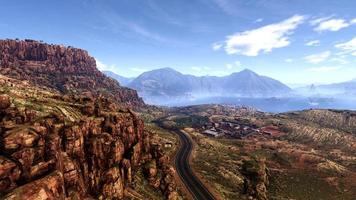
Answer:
295, 79, 356, 97
105, 68, 292, 104
103, 70, 134, 86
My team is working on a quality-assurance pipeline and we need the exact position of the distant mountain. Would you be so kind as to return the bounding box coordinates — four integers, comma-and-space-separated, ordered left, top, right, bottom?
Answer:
222, 69, 291, 96
103, 70, 134, 86
295, 79, 356, 97
128, 68, 291, 104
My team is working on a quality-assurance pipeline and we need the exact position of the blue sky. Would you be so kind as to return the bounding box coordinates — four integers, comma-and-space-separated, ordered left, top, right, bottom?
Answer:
0, 0, 355, 86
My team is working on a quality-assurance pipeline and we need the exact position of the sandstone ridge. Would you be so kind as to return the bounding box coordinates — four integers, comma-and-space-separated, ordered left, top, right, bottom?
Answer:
0, 39, 144, 106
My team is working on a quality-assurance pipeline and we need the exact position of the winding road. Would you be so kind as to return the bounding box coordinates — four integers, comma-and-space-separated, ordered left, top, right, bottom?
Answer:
173, 129, 216, 200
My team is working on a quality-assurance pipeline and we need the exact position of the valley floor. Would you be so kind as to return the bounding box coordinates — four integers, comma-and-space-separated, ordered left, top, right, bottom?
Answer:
152, 105, 356, 200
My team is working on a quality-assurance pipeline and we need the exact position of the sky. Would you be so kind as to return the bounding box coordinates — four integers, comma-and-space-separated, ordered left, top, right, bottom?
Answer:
0, 0, 355, 86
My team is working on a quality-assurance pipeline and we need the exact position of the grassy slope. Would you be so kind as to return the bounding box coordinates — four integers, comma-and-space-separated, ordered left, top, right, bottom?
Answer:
158, 106, 356, 200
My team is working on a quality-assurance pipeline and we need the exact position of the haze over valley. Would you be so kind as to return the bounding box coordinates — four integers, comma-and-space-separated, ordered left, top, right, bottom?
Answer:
104, 68, 356, 112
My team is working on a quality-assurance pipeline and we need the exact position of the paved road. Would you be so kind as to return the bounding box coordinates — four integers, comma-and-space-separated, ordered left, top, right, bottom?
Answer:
173, 129, 216, 200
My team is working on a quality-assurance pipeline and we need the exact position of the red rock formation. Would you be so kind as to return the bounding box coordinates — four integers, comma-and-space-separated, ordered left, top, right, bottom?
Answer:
0, 90, 178, 199
0, 39, 144, 107
0, 95, 146, 199
0, 40, 180, 199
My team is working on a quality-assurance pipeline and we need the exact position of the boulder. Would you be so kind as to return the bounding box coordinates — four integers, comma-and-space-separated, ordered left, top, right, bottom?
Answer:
0, 95, 11, 110
2, 171, 65, 200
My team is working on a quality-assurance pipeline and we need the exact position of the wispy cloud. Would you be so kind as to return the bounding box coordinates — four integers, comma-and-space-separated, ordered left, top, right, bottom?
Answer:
234, 61, 241, 66
225, 61, 242, 69
285, 58, 293, 63
98, 9, 168, 43
191, 66, 212, 72
311, 17, 355, 32
304, 51, 331, 64
309, 16, 333, 26
225, 64, 233, 69
305, 40, 320, 46
130, 67, 148, 73
306, 66, 342, 72
92, 5, 190, 46
331, 57, 349, 65
95, 59, 117, 72
211, 0, 236, 15
254, 18, 263, 23
212, 42, 223, 51
335, 37, 356, 56
218, 15, 305, 56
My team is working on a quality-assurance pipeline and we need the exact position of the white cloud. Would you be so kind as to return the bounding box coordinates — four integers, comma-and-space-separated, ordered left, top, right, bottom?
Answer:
351, 18, 356, 24
226, 64, 233, 69
304, 51, 331, 64
313, 18, 350, 32
96, 59, 107, 71
306, 66, 342, 72
95, 59, 117, 72
331, 57, 349, 64
223, 15, 305, 56
309, 16, 333, 26
212, 42, 223, 51
130, 67, 148, 73
225, 61, 241, 70
305, 40, 320, 46
254, 18, 263, 23
191, 66, 202, 71
234, 61, 241, 66
285, 58, 293, 63
335, 37, 356, 56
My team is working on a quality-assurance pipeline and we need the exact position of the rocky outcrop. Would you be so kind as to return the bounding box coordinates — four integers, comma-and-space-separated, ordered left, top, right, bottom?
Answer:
0, 92, 175, 199
145, 144, 179, 200
0, 39, 144, 106
0, 95, 10, 109
241, 158, 269, 200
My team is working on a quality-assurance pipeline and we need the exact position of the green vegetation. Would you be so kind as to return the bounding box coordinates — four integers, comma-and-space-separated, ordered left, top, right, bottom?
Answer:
132, 168, 165, 200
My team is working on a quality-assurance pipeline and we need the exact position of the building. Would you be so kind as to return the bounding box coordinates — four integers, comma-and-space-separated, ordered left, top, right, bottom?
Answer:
260, 126, 284, 137
164, 142, 173, 148
203, 129, 221, 137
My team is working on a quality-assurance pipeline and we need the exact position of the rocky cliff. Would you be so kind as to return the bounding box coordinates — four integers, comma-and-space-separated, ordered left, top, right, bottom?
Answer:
0, 39, 144, 106
0, 90, 177, 199
0, 40, 178, 199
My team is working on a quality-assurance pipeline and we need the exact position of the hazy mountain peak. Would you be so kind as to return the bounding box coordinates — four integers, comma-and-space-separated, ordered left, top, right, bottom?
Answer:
231, 69, 259, 76
140, 67, 182, 76
103, 70, 134, 86
240, 68, 257, 74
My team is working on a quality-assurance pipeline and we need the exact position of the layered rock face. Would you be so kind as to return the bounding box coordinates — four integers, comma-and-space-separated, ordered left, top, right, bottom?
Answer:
0, 40, 177, 199
0, 39, 144, 106
0, 93, 176, 199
